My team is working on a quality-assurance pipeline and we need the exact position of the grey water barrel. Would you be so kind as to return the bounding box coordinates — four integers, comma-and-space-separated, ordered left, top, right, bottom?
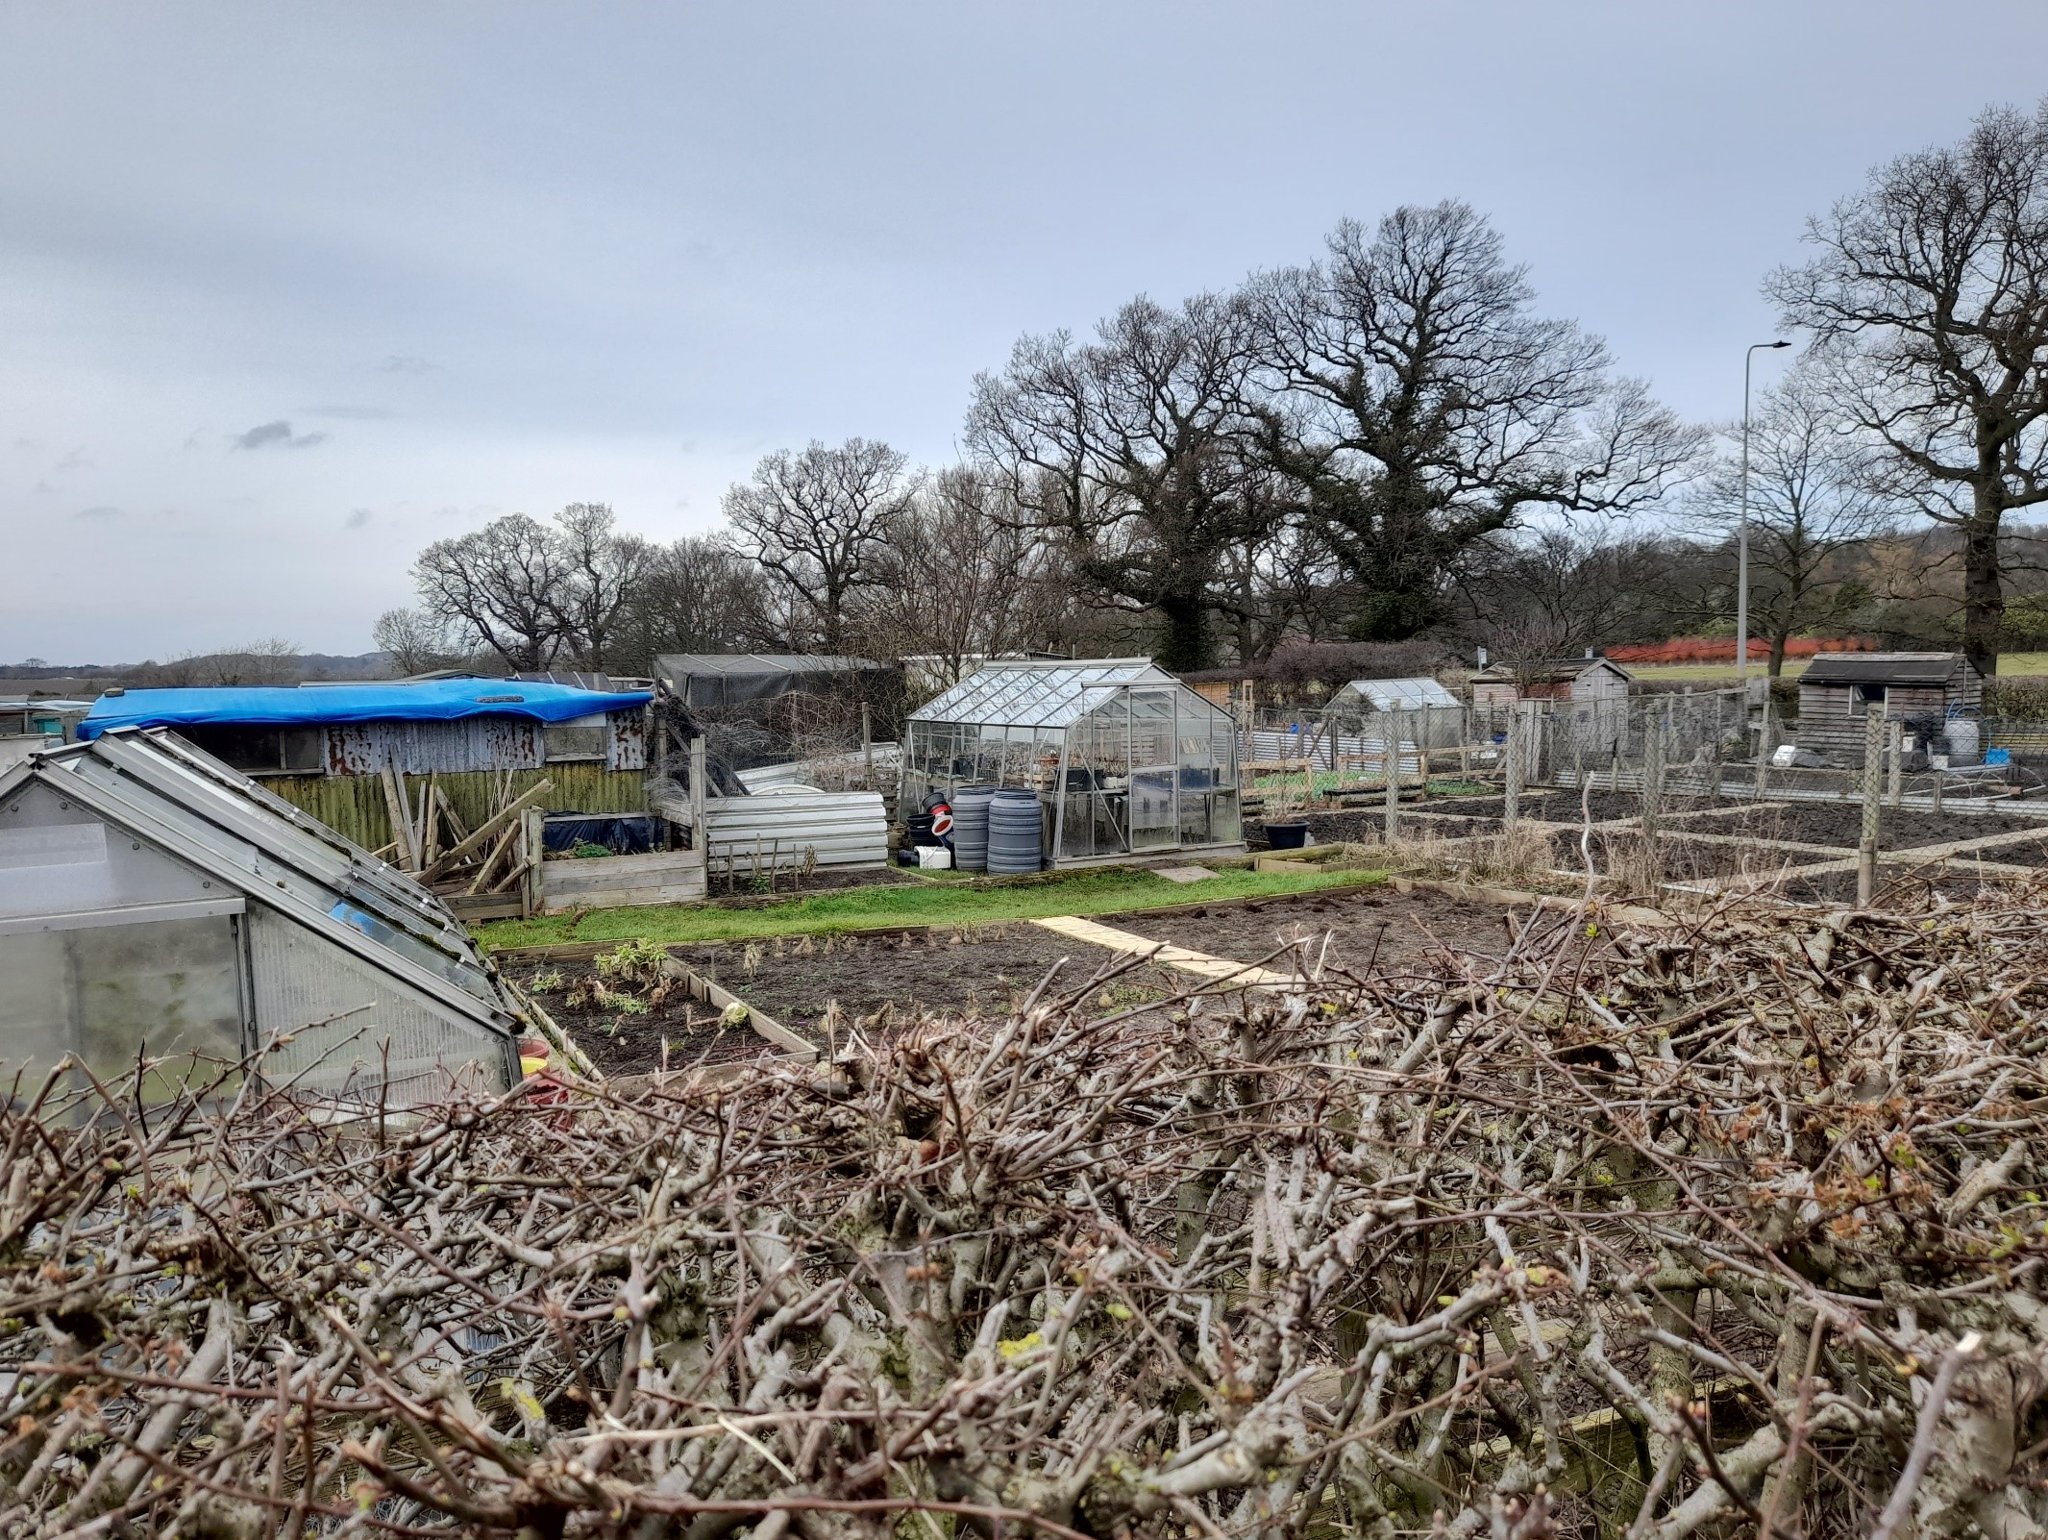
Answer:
986, 789, 1044, 875
951, 786, 997, 871
1946, 718, 1981, 766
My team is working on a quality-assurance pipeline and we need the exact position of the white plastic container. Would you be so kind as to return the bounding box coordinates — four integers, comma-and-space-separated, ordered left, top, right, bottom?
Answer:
916, 845, 954, 869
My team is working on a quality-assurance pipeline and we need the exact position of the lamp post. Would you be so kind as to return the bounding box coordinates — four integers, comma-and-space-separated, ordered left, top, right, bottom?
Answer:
1737, 340, 1793, 685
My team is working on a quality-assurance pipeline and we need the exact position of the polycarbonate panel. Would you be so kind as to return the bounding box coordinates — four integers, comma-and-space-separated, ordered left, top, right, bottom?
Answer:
0, 917, 246, 1099
0, 781, 215, 920
248, 910, 511, 1104
910, 661, 1172, 729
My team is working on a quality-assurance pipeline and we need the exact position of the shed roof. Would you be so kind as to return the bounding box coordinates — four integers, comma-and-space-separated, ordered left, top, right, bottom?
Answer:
909, 658, 1182, 729
654, 653, 889, 681
1471, 658, 1634, 685
1800, 652, 1974, 686
1331, 677, 1459, 711
3, 730, 522, 1043
77, 678, 650, 739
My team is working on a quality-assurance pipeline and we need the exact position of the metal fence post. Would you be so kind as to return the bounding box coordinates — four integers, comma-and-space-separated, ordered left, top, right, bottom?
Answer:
1754, 699, 1774, 803
1384, 709, 1403, 843
1503, 707, 1523, 827
1857, 708, 1885, 906
1641, 701, 1665, 884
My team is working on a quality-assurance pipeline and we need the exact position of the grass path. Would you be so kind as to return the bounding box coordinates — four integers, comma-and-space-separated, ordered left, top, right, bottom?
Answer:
479, 863, 1386, 949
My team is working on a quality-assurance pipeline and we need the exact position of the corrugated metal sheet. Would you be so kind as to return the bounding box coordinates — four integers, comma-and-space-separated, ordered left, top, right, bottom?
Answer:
607, 708, 648, 771
325, 718, 545, 775
705, 791, 887, 870
737, 744, 899, 792
1240, 729, 1422, 777
266, 765, 647, 850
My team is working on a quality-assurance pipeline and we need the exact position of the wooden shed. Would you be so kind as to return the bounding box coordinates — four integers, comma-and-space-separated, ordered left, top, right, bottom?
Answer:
1796, 652, 1983, 762
1469, 657, 1633, 709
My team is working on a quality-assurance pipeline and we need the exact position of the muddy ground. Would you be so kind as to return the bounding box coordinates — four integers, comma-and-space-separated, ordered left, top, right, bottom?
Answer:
671, 926, 1183, 1041
1103, 885, 1576, 980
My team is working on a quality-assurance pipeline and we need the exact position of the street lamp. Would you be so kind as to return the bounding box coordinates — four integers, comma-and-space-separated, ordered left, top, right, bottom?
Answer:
1737, 340, 1794, 685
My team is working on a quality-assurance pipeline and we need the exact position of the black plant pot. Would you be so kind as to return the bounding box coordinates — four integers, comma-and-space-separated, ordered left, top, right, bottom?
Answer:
1265, 820, 1310, 850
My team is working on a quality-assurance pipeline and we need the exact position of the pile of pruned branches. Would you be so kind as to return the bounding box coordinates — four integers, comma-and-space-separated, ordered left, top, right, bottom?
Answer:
4, 885, 2047, 1538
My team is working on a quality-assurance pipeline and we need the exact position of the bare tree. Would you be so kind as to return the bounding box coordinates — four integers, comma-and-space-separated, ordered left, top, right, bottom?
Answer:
551, 502, 653, 672
969, 293, 1279, 671
1455, 525, 1695, 675
370, 607, 461, 676
852, 467, 1065, 683
1687, 369, 1892, 674
615, 533, 778, 665
1771, 99, 2048, 675
412, 512, 573, 671
410, 504, 649, 672
723, 440, 915, 653
1248, 203, 1706, 640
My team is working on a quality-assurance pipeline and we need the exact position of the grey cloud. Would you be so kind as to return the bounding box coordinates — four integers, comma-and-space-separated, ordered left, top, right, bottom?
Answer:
11, 438, 39, 453
231, 420, 328, 450
304, 404, 396, 420
377, 355, 437, 375
72, 504, 124, 520
345, 507, 373, 529
54, 447, 90, 471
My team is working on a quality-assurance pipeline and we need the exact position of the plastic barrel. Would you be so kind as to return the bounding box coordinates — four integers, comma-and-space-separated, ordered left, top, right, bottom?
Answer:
951, 786, 997, 872
986, 789, 1044, 875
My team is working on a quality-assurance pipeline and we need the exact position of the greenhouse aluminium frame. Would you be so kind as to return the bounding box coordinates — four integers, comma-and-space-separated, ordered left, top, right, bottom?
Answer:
902, 660, 1243, 867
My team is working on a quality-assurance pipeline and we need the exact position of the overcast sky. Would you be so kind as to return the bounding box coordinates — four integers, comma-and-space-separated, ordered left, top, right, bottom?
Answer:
4, 3, 2045, 663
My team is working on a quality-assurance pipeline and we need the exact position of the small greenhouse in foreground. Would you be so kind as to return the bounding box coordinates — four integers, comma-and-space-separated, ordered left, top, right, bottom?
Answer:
0, 729, 523, 1108
902, 659, 1242, 867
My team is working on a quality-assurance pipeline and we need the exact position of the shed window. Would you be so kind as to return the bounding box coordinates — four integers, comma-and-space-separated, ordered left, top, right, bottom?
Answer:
1853, 684, 1886, 715
543, 720, 608, 762
185, 726, 323, 776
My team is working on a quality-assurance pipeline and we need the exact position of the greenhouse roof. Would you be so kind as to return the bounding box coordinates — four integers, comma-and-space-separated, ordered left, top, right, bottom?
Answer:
909, 658, 1180, 729
1332, 677, 1459, 711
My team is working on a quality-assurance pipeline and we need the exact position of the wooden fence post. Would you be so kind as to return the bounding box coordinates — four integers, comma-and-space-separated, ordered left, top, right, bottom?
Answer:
1857, 708, 1885, 906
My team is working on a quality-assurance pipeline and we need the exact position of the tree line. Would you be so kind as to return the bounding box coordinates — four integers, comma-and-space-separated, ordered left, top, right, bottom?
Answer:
382, 99, 2048, 682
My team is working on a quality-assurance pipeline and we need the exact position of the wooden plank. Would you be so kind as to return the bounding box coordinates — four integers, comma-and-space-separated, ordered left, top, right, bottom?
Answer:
448, 894, 527, 921
421, 779, 554, 882
381, 765, 419, 870
465, 824, 518, 896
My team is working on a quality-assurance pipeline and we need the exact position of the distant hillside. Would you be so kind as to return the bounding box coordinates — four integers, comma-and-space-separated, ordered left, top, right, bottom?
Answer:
0, 652, 394, 694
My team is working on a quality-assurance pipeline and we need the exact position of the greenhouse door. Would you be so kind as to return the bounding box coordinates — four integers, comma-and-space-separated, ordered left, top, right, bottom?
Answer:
1128, 689, 1178, 850
1129, 767, 1176, 849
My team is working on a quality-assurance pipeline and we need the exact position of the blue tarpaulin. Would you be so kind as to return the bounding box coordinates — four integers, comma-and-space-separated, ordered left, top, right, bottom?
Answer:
77, 679, 653, 740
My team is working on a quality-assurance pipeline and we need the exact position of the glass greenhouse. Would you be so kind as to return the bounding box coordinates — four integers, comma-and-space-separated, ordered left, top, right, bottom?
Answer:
902, 660, 1242, 866
1321, 676, 1467, 752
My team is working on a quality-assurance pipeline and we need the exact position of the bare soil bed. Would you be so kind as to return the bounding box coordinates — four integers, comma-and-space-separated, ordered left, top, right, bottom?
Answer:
1103, 885, 1574, 980
512, 959, 788, 1078
670, 925, 1183, 1040
1696, 801, 2048, 852
1250, 790, 1740, 847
